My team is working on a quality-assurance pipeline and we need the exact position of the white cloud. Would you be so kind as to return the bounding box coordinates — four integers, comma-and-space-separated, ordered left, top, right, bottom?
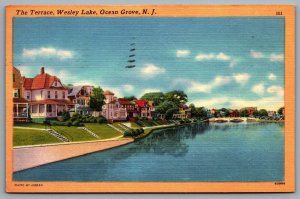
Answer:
188, 75, 231, 93
22, 47, 74, 60
140, 64, 166, 78
73, 81, 97, 86
250, 50, 264, 59
270, 53, 284, 62
216, 52, 231, 61
123, 84, 134, 92
267, 85, 284, 96
188, 81, 212, 93
195, 52, 231, 62
191, 97, 230, 108
252, 83, 265, 95
233, 73, 251, 85
268, 73, 277, 81
176, 50, 191, 57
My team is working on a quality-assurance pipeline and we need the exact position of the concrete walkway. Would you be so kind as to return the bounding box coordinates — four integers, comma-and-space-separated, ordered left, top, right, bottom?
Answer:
14, 138, 133, 172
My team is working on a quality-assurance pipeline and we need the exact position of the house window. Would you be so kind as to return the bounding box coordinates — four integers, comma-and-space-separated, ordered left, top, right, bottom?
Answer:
54, 81, 57, 87
26, 92, 30, 100
55, 91, 58, 99
46, 104, 52, 112
13, 89, 20, 98
63, 91, 65, 99
40, 90, 43, 98
47, 91, 51, 99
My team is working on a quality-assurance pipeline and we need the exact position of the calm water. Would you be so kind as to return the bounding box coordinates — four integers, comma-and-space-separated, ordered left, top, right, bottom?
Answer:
14, 122, 284, 182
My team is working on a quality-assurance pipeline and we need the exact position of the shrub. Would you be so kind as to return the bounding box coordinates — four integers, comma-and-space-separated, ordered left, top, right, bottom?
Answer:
97, 116, 107, 124
50, 120, 67, 126
66, 121, 72, 127
72, 120, 81, 126
124, 129, 134, 137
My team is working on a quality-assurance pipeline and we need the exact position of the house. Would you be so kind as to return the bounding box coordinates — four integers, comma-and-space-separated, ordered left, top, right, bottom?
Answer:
172, 105, 191, 119
101, 90, 127, 121
268, 111, 276, 118
22, 67, 72, 122
68, 85, 94, 115
135, 99, 151, 118
117, 98, 138, 119
239, 107, 257, 117
229, 109, 240, 117
13, 67, 29, 122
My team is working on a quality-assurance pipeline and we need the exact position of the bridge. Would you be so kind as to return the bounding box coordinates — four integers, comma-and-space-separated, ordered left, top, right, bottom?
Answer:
208, 117, 258, 123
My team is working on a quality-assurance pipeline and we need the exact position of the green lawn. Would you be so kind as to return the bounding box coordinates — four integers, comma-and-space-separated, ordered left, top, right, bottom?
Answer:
50, 126, 98, 142
14, 122, 48, 129
13, 128, 62, 146
84, 123, 123, 139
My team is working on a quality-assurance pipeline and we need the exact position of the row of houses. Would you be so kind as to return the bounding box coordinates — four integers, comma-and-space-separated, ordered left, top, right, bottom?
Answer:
13, 67, 191, 123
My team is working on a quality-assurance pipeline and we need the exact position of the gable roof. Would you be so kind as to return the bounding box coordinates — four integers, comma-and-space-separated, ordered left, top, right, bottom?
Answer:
135, 100, 148, 107
23, 73, 66, 90
117, 98, 132, 105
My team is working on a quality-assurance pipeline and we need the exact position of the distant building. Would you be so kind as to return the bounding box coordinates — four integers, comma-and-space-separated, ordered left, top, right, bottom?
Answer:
229, 109, 239, 117
239, 107, 257, 117
173, 105, 191, 119
68, 85, 94, 115
268, 111, 276, 118
13, 67, 29, 122
22, 67, 71, 122
101, 90, 127, 121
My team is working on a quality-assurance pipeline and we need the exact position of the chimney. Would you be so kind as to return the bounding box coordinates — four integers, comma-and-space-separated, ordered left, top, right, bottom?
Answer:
40, 67, 45, 74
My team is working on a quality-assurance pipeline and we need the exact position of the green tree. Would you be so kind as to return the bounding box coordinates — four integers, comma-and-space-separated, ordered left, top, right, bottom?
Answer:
89, 87, 105, 111
141, 92, 165, 105
123, 96, 137, 101
240, 110, 249, 117
165, 107, 179, 120
196, 107, 208, 118
258, 109, 268, 117
278, 107, 284, 115
220, 108, 230, 117
189, 104, 197, 117
155, 101, 177, 114
164, 90, 188, 106
253, 110, 259, 117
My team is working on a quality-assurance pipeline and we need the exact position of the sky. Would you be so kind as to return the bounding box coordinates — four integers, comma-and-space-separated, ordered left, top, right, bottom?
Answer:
13, 17, 284, 110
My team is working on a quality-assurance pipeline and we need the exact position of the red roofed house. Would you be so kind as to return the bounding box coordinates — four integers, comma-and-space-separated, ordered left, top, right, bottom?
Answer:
13, 67, 29, 122
135, 99, 150, 118
22, 67, 72, 122
101, 91, 128, 121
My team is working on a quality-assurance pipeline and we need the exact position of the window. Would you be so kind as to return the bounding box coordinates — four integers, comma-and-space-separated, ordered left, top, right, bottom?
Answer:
13, 89, 19, 98
54, 81, 57, 87
63, 91, 65, 99
46, 104, 52, 112
47, 91, 51, 99
55, 91, 58, 99
26, 92, 30, 100
40, 90, 43, 98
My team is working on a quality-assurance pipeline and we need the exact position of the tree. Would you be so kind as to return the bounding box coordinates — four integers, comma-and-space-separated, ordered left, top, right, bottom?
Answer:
189, 104, 197, 117
220, 108, 230, 117
164, 90, 188, 106
196, 107, 208, 118
278, 107, 284, 115
165, 107, 179, 120
141, 92, 165, 105
89, 87, 105, 111
258, 109, 268, 117
124, 96, 137, 101
240, 110, 249, 117
155, 101, 177, 114
253, 110, 259, 118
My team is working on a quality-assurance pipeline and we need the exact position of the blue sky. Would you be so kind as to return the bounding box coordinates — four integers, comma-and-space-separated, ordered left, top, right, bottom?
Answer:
13, 17, 284, 110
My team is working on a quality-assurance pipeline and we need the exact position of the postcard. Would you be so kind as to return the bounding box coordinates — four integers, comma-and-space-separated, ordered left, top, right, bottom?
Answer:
6, 5, 295, 193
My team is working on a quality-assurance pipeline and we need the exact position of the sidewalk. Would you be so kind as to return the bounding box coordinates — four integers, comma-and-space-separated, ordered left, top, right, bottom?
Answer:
14, 138, 133, 172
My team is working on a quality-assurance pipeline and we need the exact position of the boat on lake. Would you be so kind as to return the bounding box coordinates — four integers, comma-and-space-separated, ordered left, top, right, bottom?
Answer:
230, 119, 243, 123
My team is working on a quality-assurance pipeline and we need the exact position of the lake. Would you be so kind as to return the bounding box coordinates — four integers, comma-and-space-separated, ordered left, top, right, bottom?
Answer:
13, 122, 284, 182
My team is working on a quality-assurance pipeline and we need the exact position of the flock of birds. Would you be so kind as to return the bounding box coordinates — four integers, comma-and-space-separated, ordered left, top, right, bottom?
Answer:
125, 37, 136, 68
